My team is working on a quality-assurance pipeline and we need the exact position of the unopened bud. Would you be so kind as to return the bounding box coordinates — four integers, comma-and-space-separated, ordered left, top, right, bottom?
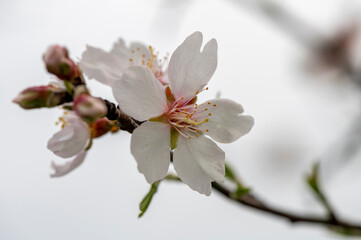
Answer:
89, 118, 118, 138
43, 45, 79, 80
73, 94, 107, 123
13, 85, 70, 109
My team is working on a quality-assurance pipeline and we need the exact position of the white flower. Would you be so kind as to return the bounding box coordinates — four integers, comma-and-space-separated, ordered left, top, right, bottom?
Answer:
79, 39, 168, 86
47, 112, 91, 177
112, 32, 254, 195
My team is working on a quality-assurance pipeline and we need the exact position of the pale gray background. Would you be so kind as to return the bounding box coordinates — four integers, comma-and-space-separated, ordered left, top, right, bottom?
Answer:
1, 0, 361, 239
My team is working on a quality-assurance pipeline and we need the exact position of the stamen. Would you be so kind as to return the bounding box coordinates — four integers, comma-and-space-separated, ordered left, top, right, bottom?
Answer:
148, 46, 155, 69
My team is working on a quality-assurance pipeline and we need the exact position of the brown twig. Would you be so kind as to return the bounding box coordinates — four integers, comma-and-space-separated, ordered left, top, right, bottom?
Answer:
103, 99, 141, 133
165, 174, 361, 232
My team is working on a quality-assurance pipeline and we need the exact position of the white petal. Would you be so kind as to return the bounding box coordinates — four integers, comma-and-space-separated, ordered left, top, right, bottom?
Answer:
110, 38, 130, 61
131, 121, 171, 183
168, 32, 218, 99
196, 99, 254, 144
47, 116, 90, 158
50, 150, 87, 177
79, 45, 129, 86
112, 66, 168, 121
173, 135, 225, 196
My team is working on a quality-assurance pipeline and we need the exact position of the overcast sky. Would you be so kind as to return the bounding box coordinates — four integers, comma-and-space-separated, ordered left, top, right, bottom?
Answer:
1, 0, 361, 239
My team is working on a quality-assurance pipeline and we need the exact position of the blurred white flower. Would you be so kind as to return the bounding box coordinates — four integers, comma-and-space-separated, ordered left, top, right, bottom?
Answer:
47, 112, 91, 177
79, 39, 168, 86
112, 32, 254, 195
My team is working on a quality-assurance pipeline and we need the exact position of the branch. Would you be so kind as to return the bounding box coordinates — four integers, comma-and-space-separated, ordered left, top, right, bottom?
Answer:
165, 175, 361, 234
103, 99, 141, 133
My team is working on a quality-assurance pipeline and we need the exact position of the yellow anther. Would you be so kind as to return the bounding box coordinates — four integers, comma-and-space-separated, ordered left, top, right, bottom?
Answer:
148, 46, 155, 69
206, 87, 208, 90
142, 54, 145, 58
205, 108, 208, 111
129, 58, 133, 62
208, 113, 211, 116
196, 91, 199, 94
181, 97, 184, 100
208, 102, 210, 105
188, 136, 191, 139
131, 50, 135, 53
213, 104, 216, 107
206, 129, 209, 132
136, 47, 140, 51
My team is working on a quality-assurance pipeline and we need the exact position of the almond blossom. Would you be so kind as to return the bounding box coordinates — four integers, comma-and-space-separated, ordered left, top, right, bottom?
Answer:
47, 112, 91, 177
112, 32, 254, 195
79, 39, 168, 86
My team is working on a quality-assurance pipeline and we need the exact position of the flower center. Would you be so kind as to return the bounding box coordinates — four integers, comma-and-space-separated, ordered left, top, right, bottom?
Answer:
165, 91, 214, 139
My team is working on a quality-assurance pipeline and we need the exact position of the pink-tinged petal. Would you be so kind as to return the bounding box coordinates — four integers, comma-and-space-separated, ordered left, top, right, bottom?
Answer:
168, 32, 218, 99
79, 45, 129, 86
173, 135, 225, 196
47, 115, 90, 158
112, 66, 168, 121
50, 150, 87, 177
196, 99, 254, 144
131, 121, 171, 183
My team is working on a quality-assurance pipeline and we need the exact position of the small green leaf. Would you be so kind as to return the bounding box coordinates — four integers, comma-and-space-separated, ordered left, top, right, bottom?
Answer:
306, 162, 336, 219
138, 181, 160, 218
232, 185, 251, 198
225, 164, 237, 181
306, 163, 322, 197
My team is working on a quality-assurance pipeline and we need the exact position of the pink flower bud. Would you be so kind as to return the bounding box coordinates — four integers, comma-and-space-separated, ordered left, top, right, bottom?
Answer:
73, 94, 107, 123
43, 45, 79, 80
13, 85, 69, 109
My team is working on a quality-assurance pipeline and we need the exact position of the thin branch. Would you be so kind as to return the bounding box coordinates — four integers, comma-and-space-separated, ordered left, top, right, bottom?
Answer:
165, 175, 361, 232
